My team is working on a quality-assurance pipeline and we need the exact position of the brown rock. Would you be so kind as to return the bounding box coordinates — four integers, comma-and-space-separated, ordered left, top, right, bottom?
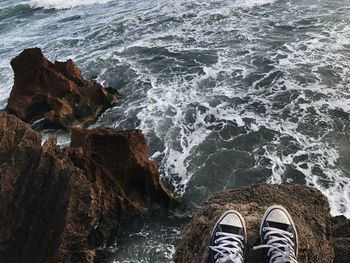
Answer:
332, 216, 350, 263
0, 112, 176, 263
66, 127, 177, 247
6, 48, 120, 129
173, 184, 334, 263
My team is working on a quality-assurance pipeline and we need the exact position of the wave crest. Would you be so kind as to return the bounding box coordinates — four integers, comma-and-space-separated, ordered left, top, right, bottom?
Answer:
236, 0, 278, 8
28, 0, 113, 9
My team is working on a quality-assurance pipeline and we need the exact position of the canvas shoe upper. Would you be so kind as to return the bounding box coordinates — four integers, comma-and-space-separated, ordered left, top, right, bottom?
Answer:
209, 210, 247, 263
254, 205, 298, 263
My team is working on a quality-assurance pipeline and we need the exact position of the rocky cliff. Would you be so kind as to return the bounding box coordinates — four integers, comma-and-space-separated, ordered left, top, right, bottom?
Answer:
6, 48, 119, 129
173, 184, 350, 263
332, 215, 350, 263
0, 112, 175, 263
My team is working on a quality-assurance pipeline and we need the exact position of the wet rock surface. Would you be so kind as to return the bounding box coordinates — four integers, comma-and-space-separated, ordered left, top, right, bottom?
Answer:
173, 184, 335, 263
6, 48, 119, 130
0, 112, 175, 263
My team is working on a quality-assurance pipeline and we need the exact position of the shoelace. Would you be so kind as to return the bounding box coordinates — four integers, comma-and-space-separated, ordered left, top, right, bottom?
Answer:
209, 231, 244, 263
253, 227, 298, 263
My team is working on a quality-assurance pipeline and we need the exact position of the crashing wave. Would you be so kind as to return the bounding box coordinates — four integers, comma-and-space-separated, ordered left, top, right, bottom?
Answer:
28, 0, 113, 9
236, 0, 278, 8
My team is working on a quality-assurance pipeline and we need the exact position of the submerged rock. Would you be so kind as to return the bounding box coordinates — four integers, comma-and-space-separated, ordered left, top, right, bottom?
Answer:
6, 48, 119, 129
0, 112, 176, 263
173, 184, 334, 263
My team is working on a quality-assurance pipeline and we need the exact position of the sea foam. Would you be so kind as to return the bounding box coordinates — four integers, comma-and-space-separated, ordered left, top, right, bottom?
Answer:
236, 0, 278, 8
28, 0, 113, 9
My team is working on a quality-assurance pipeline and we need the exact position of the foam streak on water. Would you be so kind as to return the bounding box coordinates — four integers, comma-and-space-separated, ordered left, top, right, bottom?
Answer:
28, 0, 114, 9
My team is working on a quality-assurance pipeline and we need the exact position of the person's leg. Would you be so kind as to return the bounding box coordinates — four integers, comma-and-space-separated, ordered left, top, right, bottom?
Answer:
209, 210, 247, 263
254, 205, 298, 263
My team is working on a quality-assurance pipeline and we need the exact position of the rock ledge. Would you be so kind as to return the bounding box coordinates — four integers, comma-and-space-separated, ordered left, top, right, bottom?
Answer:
173, 184, 335, 263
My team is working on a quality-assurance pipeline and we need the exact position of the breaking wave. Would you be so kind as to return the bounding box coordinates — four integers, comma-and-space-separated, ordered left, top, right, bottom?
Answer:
236, 0, 278, 8
28, 0, 113, 9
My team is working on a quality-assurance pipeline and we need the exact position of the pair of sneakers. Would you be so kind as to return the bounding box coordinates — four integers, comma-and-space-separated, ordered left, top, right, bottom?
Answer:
209, 205, 298, 263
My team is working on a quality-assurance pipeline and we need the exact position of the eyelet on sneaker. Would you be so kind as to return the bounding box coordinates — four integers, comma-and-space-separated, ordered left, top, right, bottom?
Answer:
290, 233, 294, 238
263, 227, 266, 232
214, 240, 218, 244
216, 232, 219, 236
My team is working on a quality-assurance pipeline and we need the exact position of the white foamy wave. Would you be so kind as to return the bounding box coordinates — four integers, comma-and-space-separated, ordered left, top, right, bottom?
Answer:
28, 0, 113, 9
236, 0, 278, 8
0, 61, 12, 110
42, 129, 71, 147
86, 0, 350, 218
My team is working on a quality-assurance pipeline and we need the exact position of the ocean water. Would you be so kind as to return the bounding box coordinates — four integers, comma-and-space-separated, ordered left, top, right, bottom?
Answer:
1, 0, 350, 261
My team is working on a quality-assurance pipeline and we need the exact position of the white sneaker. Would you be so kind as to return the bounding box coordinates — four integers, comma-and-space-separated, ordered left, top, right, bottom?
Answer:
254, 205, 298, 263
209, 210, 247, 263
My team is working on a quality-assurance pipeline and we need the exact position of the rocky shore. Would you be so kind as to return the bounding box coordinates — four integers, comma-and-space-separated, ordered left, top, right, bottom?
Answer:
1, 49, 349, 263
0, 112, 176, 263
0, 49, 179, 262
173, 184, 350, 263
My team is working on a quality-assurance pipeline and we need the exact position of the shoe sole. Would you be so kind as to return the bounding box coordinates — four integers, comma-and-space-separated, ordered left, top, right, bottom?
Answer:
259, 205, 299, 256
211, 210, 247, 246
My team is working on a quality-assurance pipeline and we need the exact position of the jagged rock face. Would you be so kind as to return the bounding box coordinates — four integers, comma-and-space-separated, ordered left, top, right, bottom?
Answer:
332, 216, 350, 263
173, 184, 334, 263
0, 112, 175, 263
6, 48, 119, 129
67, 127, 177, 246
68, 127, 174, 210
